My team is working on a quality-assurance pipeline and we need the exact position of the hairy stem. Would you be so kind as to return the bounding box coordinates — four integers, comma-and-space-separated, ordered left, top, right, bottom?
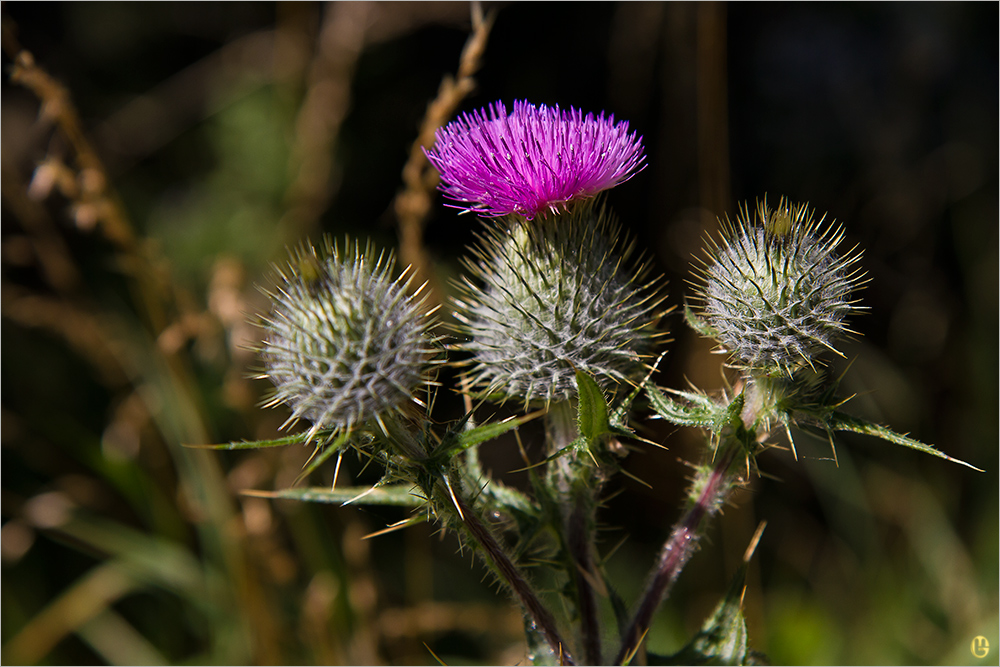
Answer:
546, 400, 602, 664
448, 472, 575, 665
614, 441, 741, 664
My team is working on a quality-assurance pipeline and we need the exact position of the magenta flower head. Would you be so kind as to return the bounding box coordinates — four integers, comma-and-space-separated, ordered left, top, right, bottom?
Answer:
424, 100, 645, 219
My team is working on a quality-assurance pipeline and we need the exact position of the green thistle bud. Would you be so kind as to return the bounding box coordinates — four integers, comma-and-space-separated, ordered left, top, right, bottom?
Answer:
453, 200, 667, 405
257, 238, 437, 439
693, 198, 865, 376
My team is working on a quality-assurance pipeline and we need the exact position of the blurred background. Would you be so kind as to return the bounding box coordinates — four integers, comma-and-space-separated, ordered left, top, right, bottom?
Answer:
1, 2, 996, 665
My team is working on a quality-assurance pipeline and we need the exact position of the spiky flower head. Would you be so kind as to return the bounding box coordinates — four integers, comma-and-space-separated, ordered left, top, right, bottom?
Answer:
257, 238, 437, 439
425, 100, 645, 220
453, 199, 666, 405
692, 198, 865, 376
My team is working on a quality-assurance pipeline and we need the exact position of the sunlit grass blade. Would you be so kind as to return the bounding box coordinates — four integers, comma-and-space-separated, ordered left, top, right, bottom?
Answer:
1, 560, 141, 666
54, 514, 209, 595
77, 608, 169, 666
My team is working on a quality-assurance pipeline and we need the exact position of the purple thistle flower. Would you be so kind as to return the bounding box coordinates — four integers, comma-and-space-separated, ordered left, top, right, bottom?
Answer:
425, 100, 645, 219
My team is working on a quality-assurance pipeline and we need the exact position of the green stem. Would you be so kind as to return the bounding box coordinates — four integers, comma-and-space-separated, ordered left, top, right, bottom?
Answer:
546, 400, 602, 665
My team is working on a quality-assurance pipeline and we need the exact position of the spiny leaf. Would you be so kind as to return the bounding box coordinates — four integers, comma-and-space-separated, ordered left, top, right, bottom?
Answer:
647, 385, 725, 429
517, 439, 588, 472
242, 484, 425, 506
724, 392, 747, 433
184, 430, 333, 450
296, 431, 352, 482
828, 411, 982, 471
445, 412, 538, 456
667, 387, 722, 411
609, 350, 668, 438
657, 523, 769, 665
685, 304, 718, 338
664, 565, 749, 665
523, 616, 561, 666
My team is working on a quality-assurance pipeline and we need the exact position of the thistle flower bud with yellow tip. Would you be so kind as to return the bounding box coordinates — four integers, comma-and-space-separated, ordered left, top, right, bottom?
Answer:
692, 198, 865, 376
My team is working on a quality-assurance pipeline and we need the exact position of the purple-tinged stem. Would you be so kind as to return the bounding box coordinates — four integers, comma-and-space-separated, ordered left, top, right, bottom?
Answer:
449, 473, 576, 665
614, 443, 740, 665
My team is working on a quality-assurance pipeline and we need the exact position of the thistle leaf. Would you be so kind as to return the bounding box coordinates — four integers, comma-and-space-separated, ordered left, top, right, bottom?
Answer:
684, 304, 718, 338
185, 430, 333, 450
664, 564, 750, 665
443, 413, 536, 456
242, 484, 425, 506
523, 617, 561, 666
646, 385, 725, 430
828, 411, 982, 471
297, 431, 352, 482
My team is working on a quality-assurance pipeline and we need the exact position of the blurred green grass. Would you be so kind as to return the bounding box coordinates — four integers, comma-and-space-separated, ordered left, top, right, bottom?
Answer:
2, 3, 996, 665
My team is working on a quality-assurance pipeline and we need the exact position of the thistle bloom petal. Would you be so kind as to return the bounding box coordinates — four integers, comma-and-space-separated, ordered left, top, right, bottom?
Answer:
425, 100, 645, 219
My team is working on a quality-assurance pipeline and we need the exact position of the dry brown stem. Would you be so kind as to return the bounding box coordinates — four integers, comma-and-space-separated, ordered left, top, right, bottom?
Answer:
394, 2, 495, 308
281, 1, 372, 241
3, 31, 174, 334
7, 52, 136, 250
1, 169, 82, 294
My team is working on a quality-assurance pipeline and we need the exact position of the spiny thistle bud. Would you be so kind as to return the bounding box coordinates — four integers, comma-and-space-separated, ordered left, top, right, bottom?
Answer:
453, 200, 667, 405
425, 100, 645, 220
692, 198, 865, 376
257, 238, 437, 439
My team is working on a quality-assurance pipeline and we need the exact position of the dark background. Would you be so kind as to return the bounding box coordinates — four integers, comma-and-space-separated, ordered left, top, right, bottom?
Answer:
2, 2, 997, 665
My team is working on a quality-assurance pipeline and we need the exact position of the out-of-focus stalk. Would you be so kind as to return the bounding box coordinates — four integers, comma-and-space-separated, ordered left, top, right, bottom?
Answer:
615, 439, 742, 665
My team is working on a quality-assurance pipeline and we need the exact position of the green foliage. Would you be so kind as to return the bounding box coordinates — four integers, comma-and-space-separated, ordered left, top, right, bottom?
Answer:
826, 412, 983, 471
432, 412, 538, 459
661, 564, 751, 665
646, 385, 731, 434
186, 430, 334, 450
575, 368, 612, 446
